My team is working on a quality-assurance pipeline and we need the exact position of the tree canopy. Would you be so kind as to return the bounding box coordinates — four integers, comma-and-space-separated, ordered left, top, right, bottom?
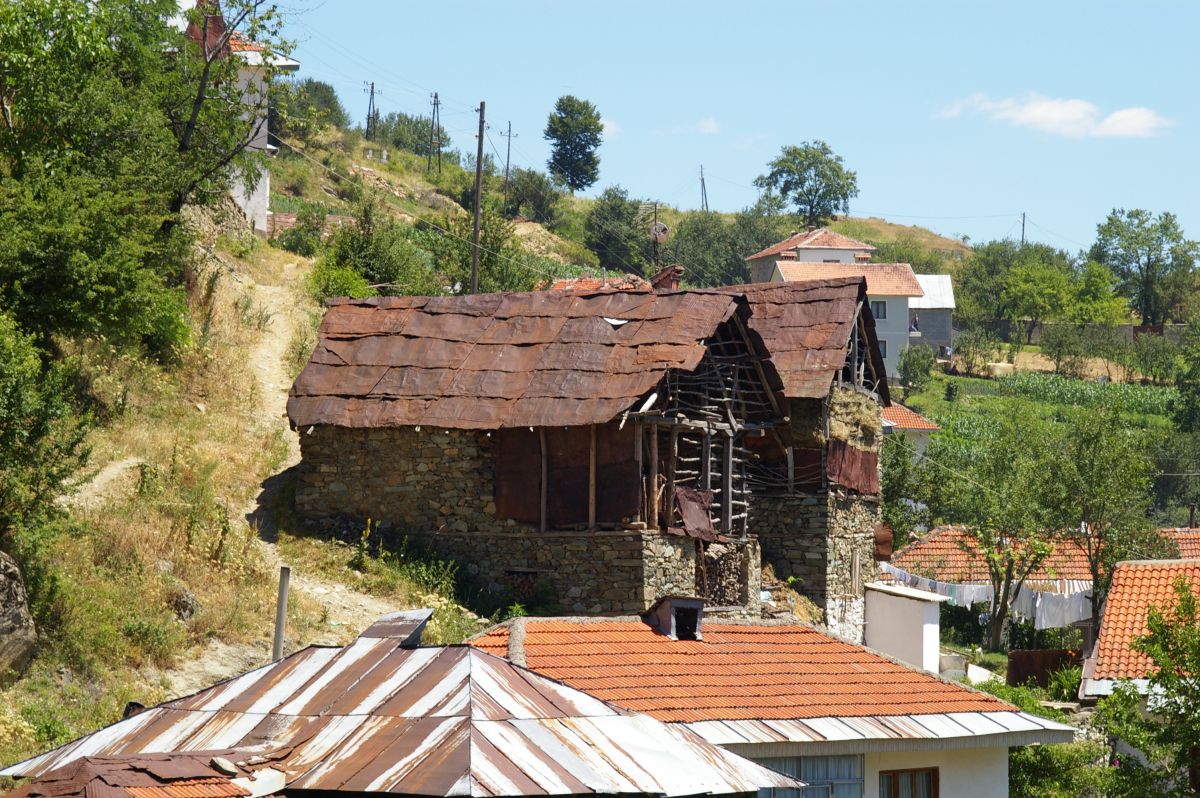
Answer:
1091, 209, 1198, 325
753, 141, 858, 228
584, 186, 646, 273
544, 95, 603, 192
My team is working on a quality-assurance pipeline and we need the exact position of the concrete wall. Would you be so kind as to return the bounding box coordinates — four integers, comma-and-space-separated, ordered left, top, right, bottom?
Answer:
231, 65, 270, 233
908, 309, 952, 352
864, 747, 1007, 798
296, 425, 760, 614
863, 586, 942, 673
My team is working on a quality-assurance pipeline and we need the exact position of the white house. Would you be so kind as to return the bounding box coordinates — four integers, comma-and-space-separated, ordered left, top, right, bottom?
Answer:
473, 597, 1075, 798
179, 1, 299, 233
881, 403, 940, 456
746, 228, 878, 283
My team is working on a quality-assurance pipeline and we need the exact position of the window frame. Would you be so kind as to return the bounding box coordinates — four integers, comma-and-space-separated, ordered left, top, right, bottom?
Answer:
878, 338, 887, 358
755, 755, 863, 798
870, 300, 887, 320
878, 766, 939, 798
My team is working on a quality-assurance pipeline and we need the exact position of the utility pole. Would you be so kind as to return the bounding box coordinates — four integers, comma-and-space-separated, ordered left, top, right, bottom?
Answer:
363, 81, 379, 140
470, 101, 486, 294
1020, 212, 1026, 245
500, 121, 517, 212
700, 165, 709, 212
428, 92, 441, 173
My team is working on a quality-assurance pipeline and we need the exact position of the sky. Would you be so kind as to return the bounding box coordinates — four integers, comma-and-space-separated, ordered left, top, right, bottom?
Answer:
283, 1, 1199, 252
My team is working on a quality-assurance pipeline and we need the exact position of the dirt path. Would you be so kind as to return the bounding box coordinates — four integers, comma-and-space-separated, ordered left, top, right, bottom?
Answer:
151, 256, 403, 699
61, 457, 144, 509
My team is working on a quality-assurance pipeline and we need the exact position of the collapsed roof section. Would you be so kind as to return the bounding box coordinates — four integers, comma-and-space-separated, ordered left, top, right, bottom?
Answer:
286, 279, 888, 431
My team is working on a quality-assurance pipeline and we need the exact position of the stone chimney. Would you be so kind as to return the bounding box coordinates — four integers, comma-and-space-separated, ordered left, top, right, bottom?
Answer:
642, 596, 705, 641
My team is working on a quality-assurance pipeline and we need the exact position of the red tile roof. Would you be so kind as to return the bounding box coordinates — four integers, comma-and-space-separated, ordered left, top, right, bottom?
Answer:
1163, 528, 1200, 559
775, 262, 924, 297
1092, 559, 1200, 680
469, 620, 1010, 723
882, 404, 939, 431
5, 755, 253, 798
746, 229, 876, 262
891, 526, 1094, 583
542, 274, 651, 292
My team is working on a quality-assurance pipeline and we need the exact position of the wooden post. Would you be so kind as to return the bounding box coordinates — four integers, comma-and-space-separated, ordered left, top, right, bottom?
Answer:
539, 428, 548, 533
633, 422, 643, 523
721, 434, 733, 534
665, 428, 678, 530
786, 446, 795, 495
588, 424, 597, 529
702, 431, 712, 491
649, 425, 659, 531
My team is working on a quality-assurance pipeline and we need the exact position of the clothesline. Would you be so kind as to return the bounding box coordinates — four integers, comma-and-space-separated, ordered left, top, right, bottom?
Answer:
879, 562, 1093, 630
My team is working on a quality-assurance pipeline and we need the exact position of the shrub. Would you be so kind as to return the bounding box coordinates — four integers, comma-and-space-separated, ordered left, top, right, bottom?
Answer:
954, 329, 1000, 376
898, 344, 936, 391
1040, 325, 1088, 379
1047, 665, 1083, 702
274, 203, 326, 258
1132, 333, 1178, 385
321, 199, 441, 295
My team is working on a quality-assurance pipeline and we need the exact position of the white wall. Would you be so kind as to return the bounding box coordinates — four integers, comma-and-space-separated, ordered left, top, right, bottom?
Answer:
863, 587, 941, 673
233, 65, 271, 233
864, 747, 1007, 798
798, 248, 858, 263
869, 295, 909, 378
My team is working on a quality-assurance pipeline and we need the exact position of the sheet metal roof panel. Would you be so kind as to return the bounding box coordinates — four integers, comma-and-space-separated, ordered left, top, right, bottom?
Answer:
910, 274, 956, 309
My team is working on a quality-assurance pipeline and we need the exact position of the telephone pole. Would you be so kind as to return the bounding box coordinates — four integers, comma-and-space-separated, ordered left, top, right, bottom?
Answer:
470, 101, 486, 294
700, 165, 709, 212
500, 121, 518, 211
363, 81, 379, 140
428, 92, 441, 174
1020, 212, 1026, 245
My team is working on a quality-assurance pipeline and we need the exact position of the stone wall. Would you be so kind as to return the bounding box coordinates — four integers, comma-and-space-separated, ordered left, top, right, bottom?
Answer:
296, 425, 760, 615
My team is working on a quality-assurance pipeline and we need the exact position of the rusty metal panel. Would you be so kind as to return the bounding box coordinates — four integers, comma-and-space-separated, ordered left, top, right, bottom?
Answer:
827, 440, 880, 494
400, 312, 495, 343
477, 315, 567, 345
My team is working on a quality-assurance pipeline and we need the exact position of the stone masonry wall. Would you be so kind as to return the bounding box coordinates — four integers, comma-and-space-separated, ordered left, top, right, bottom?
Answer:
296, 426, 759, 614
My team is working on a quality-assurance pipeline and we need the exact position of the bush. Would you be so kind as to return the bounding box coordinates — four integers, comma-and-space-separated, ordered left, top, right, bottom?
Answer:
307, 261, 374, 302
1046, 665, 1083, 702
898, 344, 936, 391
320, 198, 441, 295
274, 203, 326, 258
504, 167, 562, 226
954, 329, 1000, 376
1132, 333, 1178, 385
1040, 325, 1088, 379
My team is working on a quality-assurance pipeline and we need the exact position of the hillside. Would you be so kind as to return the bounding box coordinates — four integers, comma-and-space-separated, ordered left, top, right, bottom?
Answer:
831, 217, 971, 254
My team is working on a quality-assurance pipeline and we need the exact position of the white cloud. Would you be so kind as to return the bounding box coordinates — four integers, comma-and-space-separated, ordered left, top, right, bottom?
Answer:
601, 117, 621, 138
696, 117, 720, 135
939, 92, 1171, 139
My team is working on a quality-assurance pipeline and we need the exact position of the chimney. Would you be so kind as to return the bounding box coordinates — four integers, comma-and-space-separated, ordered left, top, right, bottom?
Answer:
649, 264, 684, 292
642, 596, 705, 641
806, 224, 817, 233
863, 583, 947, 674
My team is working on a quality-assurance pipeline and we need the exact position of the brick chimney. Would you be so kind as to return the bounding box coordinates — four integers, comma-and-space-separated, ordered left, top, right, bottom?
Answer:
649, 264, 685, 292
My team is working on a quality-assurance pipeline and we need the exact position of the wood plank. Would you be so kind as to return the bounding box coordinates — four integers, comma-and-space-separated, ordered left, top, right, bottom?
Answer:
539, 428, 548, 533
666, 428, 678, 530
721, 433, 734, 534
649, 425, 659, 531
588, 424, 597, 529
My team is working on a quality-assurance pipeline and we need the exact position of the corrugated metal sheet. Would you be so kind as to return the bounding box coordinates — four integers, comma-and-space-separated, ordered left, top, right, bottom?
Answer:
4, 645, 800, 797
910, 274, 956, 310
685, 711, 1073, 748
3, 754, 260, 798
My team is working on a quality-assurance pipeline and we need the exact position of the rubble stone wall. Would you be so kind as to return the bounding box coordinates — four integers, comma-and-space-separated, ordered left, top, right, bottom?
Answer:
296, 425, 760, 614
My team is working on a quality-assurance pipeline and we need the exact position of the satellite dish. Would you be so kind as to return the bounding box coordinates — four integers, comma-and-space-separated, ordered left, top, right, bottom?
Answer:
650, 221, 669, 244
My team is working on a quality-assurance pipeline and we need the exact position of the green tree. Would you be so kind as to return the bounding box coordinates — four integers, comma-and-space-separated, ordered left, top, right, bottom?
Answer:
1045, 406, 1156, 638
1039, 325, 1089, 379
954, 328, 1000, 376
1091, 209, 1198, 325
898, 344, 936, 392
753, 141, 859, 228
957, 240, 1073, 325
275, 202, 326, 257
1133, 333, 1178, 385
1071, 261, 1129, 325
0, 315, 91, 541
321, 198, 440, 294
270, 78, 349, 144
504, 167, 562, 225
543, 95, 602, 192
375, 111, 450, 158
1174, 324, 1200, 433
881, 434, 926, 549
1003, 259, 1071, 343
584, 186, 646, 273
420, 210, 538, 294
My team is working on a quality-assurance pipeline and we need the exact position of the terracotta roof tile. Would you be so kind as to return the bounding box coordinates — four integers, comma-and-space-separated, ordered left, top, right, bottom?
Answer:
891, 526, 1093, 582
1092, 559, 1200, 680
881, 404, 939, 431
470, 620, 1009, 722
542, 274, 652, 292
746, 229, 876, 261
1163, 528, 1200, 558
775, 262, 924, 297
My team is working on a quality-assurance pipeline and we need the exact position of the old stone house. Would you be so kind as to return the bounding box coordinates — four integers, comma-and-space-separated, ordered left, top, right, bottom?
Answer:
287, 277, 888, 639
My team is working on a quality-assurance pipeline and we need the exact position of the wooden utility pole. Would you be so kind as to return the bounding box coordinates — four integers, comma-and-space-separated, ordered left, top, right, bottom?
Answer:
428, 92, 441, 173
700, 164, 709, 212
500, 121, 517, 211
1020, 212, 1026, 245
470, 100, 486, 294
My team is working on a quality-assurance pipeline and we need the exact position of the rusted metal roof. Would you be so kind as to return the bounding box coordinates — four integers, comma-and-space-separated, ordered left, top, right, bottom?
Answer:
4, 643, 800, 797
287, 290, 744, 430
358, 608, 433, 644
721, 278, 890, 404
2, 753, 279, 798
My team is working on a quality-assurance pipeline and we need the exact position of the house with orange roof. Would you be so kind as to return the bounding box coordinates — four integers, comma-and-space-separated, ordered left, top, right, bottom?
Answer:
881, 404, 939, 456
745, 230, 924, 378
1079, 559, 1200, 700
471, 598, 1074, 798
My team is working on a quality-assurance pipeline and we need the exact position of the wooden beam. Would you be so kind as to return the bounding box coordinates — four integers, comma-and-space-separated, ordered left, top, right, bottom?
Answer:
588, 424, 597, 530
665, 428, 678, 530
786, 445, 795, 495
539, 428, 547, 533
721, 433, 733, 534
649, 425, 659, 531
702, 430, 712, 491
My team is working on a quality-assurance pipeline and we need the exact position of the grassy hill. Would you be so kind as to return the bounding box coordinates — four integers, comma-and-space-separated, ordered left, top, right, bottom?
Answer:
831, 217, 970, 254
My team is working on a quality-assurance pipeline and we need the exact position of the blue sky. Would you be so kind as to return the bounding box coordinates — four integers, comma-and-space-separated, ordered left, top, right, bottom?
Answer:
285, 1, 1198, 252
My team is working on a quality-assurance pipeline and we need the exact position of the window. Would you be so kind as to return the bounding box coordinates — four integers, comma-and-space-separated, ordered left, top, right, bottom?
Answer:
879, 768, 937, 798
756, 755, 863, 798
870, 300, 887, 320
878, 339, 887, 358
